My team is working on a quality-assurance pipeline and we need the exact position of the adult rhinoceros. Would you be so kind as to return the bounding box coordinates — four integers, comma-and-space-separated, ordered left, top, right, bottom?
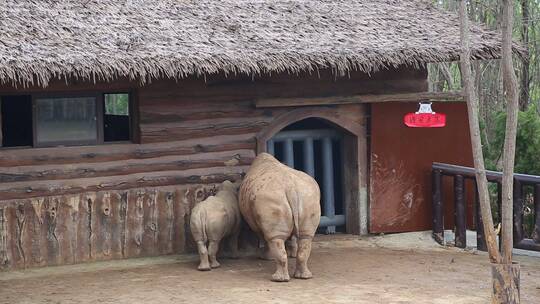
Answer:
239, 153, 321, 282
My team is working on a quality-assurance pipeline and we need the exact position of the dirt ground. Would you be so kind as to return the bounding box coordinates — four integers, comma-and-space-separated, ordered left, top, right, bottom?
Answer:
1, 233, 540, 304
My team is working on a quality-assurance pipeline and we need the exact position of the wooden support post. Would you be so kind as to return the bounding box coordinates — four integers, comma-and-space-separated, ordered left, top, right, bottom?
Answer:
0, 97, 2, 147
475, 181, 487, 251
432, 169, 444, 244
533, 184, 540, 243
513, 180, 524, 245
498, 182, 503, 251
454, 175, 466, 248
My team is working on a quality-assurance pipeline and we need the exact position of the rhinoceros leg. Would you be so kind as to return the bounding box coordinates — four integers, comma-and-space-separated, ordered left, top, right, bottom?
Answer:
294, 237, 313, 279
196, 241, 211, 271
268, 238, 290, 282
286, 235, 298, 258
208, 240, 221, 268
228, 230, 240, 259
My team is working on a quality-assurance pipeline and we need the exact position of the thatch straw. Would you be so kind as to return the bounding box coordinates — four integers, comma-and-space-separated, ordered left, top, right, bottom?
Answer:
0, 0, 523, 87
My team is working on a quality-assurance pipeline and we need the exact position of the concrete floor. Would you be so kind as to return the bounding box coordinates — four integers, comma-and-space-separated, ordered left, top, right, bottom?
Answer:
1, 232, 539, 304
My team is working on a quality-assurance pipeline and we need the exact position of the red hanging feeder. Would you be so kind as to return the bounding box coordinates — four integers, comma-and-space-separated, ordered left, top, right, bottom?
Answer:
404, 102, 446, 128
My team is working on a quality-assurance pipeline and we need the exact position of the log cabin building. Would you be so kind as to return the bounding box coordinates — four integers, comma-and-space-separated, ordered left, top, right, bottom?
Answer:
0, 0, 515, 270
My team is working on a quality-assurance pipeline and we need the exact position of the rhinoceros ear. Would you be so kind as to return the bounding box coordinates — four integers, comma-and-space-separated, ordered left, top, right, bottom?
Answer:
220, 180, 234, 191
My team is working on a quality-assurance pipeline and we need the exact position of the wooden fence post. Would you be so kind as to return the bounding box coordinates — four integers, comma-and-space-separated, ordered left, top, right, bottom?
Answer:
513, 180, 523, 245
533, 184, 540, 243
454, 175, 466, 248
432, 169, 444, 244
475, 181, 487, 251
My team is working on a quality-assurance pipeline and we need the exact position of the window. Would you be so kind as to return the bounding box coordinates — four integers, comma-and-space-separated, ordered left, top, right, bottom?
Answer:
1, 95, 33, 147
0, 92, 133, 148
104, 93, 130, 142
35, 96, 98, 146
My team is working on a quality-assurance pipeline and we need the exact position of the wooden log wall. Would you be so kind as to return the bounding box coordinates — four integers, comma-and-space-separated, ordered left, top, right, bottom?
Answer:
0, 184, 220, 270
0, 67, 427, 270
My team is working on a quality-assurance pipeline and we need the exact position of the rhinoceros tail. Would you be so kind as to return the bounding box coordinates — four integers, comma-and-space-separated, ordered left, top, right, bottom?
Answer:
285, 188, 300, 238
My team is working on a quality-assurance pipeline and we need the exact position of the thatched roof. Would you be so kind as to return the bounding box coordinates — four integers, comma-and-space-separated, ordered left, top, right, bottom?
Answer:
0, 0, 520, 87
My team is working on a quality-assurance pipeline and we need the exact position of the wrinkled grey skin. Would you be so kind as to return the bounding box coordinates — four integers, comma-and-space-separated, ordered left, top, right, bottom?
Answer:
239, 153, 321, 282
190, 180, 241, 271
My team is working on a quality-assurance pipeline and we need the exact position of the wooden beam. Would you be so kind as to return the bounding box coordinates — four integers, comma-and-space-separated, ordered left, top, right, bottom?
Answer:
255, 91, 465, 108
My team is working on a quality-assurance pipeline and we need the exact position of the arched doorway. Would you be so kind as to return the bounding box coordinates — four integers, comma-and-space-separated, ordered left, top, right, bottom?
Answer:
255, 107, 368, 235
268, 118, 345, 234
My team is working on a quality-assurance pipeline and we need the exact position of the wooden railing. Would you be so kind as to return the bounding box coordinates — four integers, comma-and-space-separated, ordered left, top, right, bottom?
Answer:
432, 162, 540, 252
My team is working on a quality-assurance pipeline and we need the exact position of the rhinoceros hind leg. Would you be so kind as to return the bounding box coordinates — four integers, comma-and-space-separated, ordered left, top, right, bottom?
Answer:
228, 231, 240, 259
286, 235, 298, 258
293, 237, 313, 279
268, 238, 290, 282
196, 241, 211, 271
208, 240, 221, 268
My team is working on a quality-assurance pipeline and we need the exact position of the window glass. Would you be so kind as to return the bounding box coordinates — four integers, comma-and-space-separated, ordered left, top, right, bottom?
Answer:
105, 93, 129, 116
104, 93, 130, 141
35, 97, 97, 145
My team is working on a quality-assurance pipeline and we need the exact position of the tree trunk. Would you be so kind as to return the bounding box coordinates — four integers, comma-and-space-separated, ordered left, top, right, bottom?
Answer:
501, 0, 519, 264
519, 0, 530, 111
495, 0, 521, 302
458, 0, 501, 264
491, 262, 520, 304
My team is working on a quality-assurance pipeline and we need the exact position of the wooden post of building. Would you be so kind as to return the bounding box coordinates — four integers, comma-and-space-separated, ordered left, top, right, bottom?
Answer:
0, 98, 3, 147
432, 169, 444, 244
475, 181, 487, 251
533, 184, 540, 243
498, 182, 503, 251
454, 175, 466, 248
513, 180, 523, 245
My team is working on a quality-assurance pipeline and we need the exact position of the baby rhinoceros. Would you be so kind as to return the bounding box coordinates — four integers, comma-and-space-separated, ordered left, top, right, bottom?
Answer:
190, 180, 241, 271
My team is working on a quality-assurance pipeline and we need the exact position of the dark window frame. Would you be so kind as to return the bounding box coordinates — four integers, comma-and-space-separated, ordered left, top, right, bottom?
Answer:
29, 91, 133, 148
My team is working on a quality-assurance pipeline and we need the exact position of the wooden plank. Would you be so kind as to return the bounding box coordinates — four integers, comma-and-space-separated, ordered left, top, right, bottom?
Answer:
433, 162, 540, 185
64, 195, 80, 264
255, 91, 464, 108
8, 203, 27, 269
75, 194, 91, 263
0, 166, 247, 200
172, 187, 187, 254
343, 134, 359, 235
142, 190, 159, 256
0, 149, 254, 183
110, 191, 128, 259
54, 196, 76, 265
0, 206, 11, 270
29, 198, 46, 267
140, 119, 269, 143
44, 197, 61, 266
91, 192, 112, 261
125, 189, 146, 258
0, 134, 255, 167
157, 190, 175, 255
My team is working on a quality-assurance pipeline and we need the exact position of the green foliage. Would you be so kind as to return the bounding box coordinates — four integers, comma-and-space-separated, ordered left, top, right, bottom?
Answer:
105, 93, 129, 116
489, 105, 540, 175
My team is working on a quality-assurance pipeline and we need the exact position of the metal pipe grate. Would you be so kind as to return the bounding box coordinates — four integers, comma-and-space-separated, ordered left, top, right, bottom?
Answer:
268, 129, 343, 233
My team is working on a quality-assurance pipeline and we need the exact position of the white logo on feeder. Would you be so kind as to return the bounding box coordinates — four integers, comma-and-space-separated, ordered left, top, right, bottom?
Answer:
416, 101, 435, 114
